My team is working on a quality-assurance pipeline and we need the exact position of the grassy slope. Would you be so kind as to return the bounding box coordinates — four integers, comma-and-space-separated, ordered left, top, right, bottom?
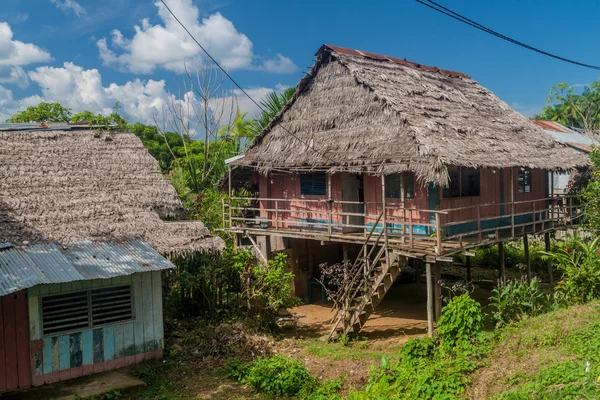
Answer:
468, 301, 600, 399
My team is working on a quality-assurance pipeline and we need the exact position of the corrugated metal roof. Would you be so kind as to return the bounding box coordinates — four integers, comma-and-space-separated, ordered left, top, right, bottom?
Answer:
530, 120, 596, 153
0, 239, 174, 296
0, 122, 117, 132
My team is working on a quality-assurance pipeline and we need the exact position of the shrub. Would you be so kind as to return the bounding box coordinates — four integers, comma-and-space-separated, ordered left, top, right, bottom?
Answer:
227, 355, 316, 396
401, 337, 437, 362
437, 293, 483, 352
490, 277, 547, 327
543, 236, 600, 306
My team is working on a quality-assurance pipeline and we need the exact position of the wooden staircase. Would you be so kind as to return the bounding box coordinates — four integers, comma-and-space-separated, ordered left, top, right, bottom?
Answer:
328, 212, 407, 338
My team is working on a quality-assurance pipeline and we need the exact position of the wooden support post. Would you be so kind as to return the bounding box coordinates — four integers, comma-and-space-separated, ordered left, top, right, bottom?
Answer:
342, 243, 349, 263
228, 166, 232, 197
545, 232, 553, 284
498, 241, 505, 283
222, 198, 226, 229
426, 262, 434, 337
409, 213, 414, 248
532, 201, 536, 234
466, 256, 472, 282
381, 175, 390, 268
550, 173, 555, 222
524, 234, 531, 282
569, 197, 573, 226
327, 173, 332, 237
434, 262, 442, 321
510, 168, 515, 238
477, 205, 482, 242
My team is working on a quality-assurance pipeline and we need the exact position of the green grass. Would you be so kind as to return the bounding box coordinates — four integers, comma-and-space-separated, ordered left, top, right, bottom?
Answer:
304, 338, 403, 362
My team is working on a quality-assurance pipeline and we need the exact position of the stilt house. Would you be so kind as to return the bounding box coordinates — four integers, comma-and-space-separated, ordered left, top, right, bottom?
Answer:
0, 124, 224, 391
223, 45, 589, 337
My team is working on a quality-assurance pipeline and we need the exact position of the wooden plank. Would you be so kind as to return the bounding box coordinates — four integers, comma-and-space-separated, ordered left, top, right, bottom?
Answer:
51, 336, 60, 373
59, 335, 70, 371
60, 282, 72, 293
0, 293, 6, 392
70, 332, 83, 368
39, 285, 50, 295
42, 338, 53, 375
28, 292, 41, 340
14, 291, 32, 388
434, 263, 441, 321
141, 272, 155, 352
92, 328, 104, 364
114, 324, 124, 359
123, 322, 135, 357
152, 271, 164, 351
3, 294, 19, 390
103, 326, 115, 361
82, 330, 94, 366
132, 274, 144, 357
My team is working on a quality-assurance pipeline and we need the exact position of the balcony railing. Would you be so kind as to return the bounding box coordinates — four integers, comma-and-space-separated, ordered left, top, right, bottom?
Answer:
223, 194, 581, 256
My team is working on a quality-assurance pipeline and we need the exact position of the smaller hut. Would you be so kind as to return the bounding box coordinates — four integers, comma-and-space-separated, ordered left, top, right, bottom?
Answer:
0, 124, 224, 391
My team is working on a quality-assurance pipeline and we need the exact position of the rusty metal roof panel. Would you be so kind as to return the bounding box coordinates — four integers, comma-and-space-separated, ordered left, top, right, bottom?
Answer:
0, 239, 174, 296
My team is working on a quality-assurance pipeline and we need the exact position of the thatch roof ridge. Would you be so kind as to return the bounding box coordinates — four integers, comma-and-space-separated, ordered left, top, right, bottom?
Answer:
0, 129, 224, 255
237, 44, 589, 184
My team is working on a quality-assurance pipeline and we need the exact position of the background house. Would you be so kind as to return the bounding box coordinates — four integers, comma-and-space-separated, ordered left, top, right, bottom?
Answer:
0, 124, 224, 391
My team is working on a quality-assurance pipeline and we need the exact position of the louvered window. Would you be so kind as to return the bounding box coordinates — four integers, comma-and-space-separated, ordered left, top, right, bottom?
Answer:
41, 285, 134, 336
300, 173, 327, 196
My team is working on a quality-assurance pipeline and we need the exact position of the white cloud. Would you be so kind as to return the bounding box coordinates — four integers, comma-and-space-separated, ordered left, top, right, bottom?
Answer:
50, 0, 87, 17
260, 54, 298, 74
0, 22, 51, 67
0, 66, 29, 88
97, 0, 297, 74
0, 62, 278, 126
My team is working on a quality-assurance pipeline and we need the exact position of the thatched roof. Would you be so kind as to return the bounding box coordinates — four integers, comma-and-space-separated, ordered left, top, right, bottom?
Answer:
234, 45, 589, 184
0, 129, 224, 255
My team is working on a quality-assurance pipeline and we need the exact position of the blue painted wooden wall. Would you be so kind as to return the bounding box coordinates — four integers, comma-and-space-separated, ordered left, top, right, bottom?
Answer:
27, 271, 163, 382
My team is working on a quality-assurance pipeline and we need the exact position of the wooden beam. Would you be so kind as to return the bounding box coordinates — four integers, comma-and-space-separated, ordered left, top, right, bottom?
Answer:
498, 241, 505, 283
524, 234, 531, 282
228, 166, 232, 197
434, 262, 442, 321
466, 256, 472, 282
245, 233, 268, 264
545, 232, 553, 284
381, 174, 390, 268
426, 262, 434, 337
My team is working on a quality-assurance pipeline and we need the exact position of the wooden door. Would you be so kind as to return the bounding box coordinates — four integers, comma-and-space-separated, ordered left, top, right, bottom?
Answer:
0, 290, 32, 392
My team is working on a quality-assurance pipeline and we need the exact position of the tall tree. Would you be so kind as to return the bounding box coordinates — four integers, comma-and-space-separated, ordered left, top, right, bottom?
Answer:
537, 82, 600, 133
217, 109, 257, 153
6, 102, 72, 123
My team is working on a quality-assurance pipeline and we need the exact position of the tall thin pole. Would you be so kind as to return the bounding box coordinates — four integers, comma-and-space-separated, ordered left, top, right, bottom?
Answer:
524, 234, 531, 282
381, 174, 390, 268
426, 262, 434, 337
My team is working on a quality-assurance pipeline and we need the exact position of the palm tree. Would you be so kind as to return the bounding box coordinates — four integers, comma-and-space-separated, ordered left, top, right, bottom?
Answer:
251, 87, 296, 135
217, 109, 258, 153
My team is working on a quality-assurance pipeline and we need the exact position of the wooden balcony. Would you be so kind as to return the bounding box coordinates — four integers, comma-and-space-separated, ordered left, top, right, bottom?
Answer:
222, 194, 581, 260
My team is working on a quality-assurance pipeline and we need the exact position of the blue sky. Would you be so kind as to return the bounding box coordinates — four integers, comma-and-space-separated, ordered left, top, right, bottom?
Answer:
1, 0, 599, 125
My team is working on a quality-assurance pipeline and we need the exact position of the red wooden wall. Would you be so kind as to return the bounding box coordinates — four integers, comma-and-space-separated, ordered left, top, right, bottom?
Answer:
0, 290, 32, 392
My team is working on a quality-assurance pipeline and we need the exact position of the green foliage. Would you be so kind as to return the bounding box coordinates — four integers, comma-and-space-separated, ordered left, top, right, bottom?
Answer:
348, 353, 477, 400
71, 110, 128, 131
243, 253, 299, 319
437, 293, 483, 352
543, 236, 600, 307
581, 147, 600, 230
7, 102, 72, 122
400, 337, 437, 362
537, 81, 600, 132
301, 378, 343, 400
227, 356, 316, 396
251, 87, 295, 135
217, 109, 259, 153
490, 277, 548, 327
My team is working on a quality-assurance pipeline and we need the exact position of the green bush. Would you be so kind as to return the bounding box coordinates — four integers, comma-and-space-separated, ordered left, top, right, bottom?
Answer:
227, 355, 316, 396
544, 236, 600, 306
437, 293, 483, 352
490, 277, 547, 327
400, 337, 437, 362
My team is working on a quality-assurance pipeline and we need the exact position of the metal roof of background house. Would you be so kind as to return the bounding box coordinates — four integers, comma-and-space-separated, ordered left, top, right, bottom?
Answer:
530, 120, 596, 153
0, 239, 174, 296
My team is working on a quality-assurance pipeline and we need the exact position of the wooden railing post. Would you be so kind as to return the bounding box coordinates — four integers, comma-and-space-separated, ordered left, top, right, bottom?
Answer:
477, 205, 482, 242
569, 196, 573, 226
327, 173, 333, 236
381, 175, 390, 268
435, 213, 441, 255
409, 213, 414, 248
275, 200, 279, 231
532, 201, 536, 234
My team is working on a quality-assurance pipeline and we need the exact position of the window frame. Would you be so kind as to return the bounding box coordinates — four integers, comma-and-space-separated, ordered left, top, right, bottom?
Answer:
385, 172, 416, 200
517, 168, 532, 193
299, 172, 327, 196
40, 284, 136, 338
442, 167, 481, 198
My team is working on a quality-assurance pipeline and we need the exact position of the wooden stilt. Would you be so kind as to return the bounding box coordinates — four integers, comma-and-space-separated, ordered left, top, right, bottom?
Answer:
426, 262, 434, 337
524, 234, 531, 281
498, 242, 505, 283
466, 256, 472, 282
342, 243, 349, 262
545, 232, 553, 284
434, 262, 442, 321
